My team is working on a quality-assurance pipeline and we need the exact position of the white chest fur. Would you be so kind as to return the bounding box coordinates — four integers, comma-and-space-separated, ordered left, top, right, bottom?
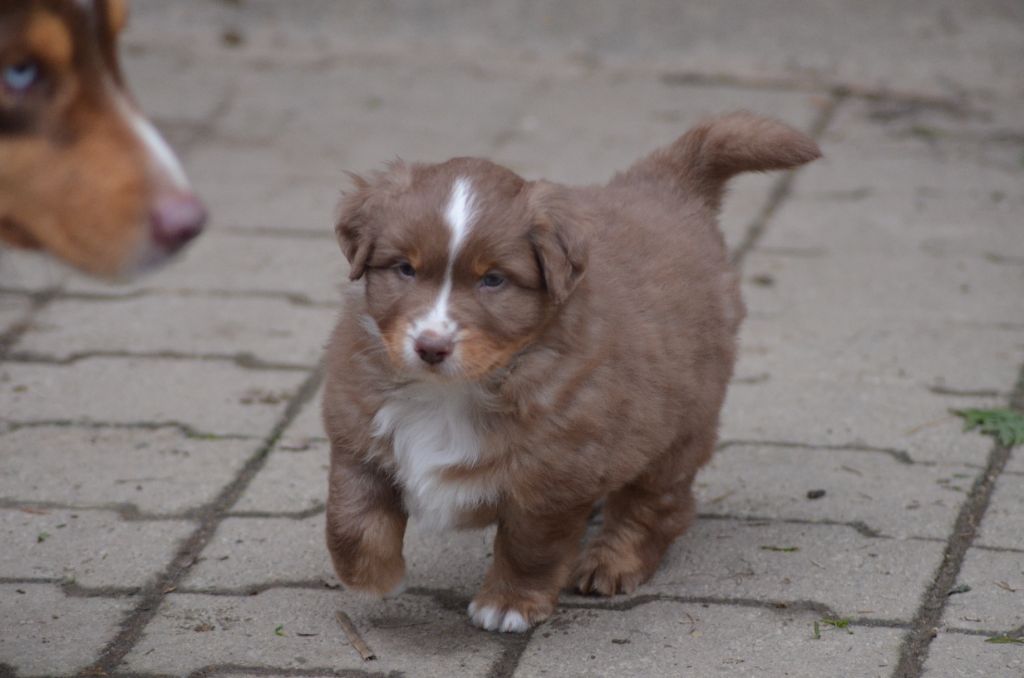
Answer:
371, 383, 495, 530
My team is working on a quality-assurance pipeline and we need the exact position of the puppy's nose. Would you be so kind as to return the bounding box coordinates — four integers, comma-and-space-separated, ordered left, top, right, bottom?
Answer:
151, 193, 206, 252
415, 332, 453, 366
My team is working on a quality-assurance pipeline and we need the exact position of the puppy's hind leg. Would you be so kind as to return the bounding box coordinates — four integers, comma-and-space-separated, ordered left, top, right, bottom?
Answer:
574, 431, 714, 596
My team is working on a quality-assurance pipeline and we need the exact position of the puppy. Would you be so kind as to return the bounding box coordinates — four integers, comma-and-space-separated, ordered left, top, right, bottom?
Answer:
323, 112, 820, 632
0, 0, 205, 279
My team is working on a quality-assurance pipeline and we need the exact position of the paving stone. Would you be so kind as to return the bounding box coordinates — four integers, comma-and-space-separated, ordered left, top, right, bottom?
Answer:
121, 43, 236, 126
645, 519, 942, 620
516, 600, 903, 678
182, 514, 493, 597
14, 294, 335, 367
63, 232, 349, 305
0, 426, 257, 515
184, 57, 538, 233
739, 256, 1023, 394
284, 384, 329, 441
123, 588, 505, 676
976, 475, 1024, 551
942, 548, 1024, 632
0, 357, 309, 437
695, 442, 976, 539
0, 249, 69, 292
1006, 447, 1024, 475
0, 508, 192, 588
746, 208, 1024, 336
232, 438, 329, 514
760, 100, 1024, 267
487, 71, 820, 178
721, 379, 997, 467
181, 515, 333, 591
127, 1, 1024, 100
0, 583, 134, 678
0, 292, 31, 335
922, 631, 1024, 678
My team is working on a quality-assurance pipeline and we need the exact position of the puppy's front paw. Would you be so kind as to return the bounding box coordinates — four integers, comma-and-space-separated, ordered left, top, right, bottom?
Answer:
337, 555, 406, 598
468, 592, 553, 633
574, 542, 649, 596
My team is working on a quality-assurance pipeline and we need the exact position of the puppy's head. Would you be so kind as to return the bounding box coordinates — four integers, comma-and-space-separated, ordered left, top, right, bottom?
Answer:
337, 158, 589, 381
0, 0, 205, 279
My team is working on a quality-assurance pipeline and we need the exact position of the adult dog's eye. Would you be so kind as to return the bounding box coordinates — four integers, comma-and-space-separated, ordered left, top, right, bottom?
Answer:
3, 60, 41, 93
481, 272, 505, 288
395, 261, 416, 278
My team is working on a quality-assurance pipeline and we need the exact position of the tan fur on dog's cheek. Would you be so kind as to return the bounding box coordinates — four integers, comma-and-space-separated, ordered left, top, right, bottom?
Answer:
27, 12, 73, 66
106, 0, 130, 35
456, 329, 534, 380
379, 319, 412, 370
0, 125, 149, 277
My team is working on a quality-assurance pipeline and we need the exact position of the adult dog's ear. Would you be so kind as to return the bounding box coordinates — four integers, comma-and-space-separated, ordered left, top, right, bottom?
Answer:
335, 173, 376, 280
527, 181, 590, 304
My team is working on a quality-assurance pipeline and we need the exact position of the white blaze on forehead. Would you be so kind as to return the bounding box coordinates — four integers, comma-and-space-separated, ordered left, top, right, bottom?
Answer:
407, 177, 478, 352
112, 88, 191, 192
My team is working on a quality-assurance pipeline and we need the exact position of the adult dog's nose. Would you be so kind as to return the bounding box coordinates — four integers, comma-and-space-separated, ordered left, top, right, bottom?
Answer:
415, 331, 453, 365
151, 193, 206, 252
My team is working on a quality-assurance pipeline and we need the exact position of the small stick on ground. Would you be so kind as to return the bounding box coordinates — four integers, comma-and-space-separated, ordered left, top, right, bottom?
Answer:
335, 610, 377, 661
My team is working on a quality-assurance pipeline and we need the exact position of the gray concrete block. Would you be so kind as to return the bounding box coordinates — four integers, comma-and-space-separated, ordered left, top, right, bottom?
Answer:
646, 519, 943, 620
122, 44, 235, 126
15, 295, 335, 367
181, 515, 334, 590
123, 588, 505, 676
1007, 449, 1024, 475
62, 231, 349, 306
487, 73, 821, 184
516, 600, 903, 678
738, 258, 1023, 394
285, 385, 329, 441
721, 379, 996, 466
922, 631, 1024, 678
0, 292, 30, 331
0, 583, 133, 678
232, 439, 329, 514
976, 475, 1024, 550
0, 358, 309, 437
695, 442, 976, 539
0, 249, 68, 292
0, 425, 257, 515
942, 548, 1024, 632
0, 508, 192, 588
126, 1, 1024, 100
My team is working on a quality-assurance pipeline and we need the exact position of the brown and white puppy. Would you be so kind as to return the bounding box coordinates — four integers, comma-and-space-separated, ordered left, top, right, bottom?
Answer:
323, 112, 820, 632
0, 0, 205, 279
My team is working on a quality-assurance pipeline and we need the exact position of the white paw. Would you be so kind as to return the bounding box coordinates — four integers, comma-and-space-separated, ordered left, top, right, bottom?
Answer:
467, 601, 530, 633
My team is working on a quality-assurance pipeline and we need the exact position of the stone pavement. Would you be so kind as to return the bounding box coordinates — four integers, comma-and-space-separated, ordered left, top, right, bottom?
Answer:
1, 1, 1023, 676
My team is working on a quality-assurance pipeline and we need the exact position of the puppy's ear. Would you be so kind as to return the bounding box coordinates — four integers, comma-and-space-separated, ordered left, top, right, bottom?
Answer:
527, 181, 590, 304
335, 173, 375, 281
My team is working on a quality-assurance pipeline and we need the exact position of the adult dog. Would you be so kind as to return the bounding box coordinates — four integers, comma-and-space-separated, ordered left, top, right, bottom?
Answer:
0, 0, 204, 279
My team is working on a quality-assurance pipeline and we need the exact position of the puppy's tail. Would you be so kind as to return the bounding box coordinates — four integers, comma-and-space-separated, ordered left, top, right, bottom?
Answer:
621, 111, 821, 212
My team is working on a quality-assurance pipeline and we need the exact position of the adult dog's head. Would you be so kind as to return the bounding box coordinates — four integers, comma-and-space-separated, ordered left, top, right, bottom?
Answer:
0, 0, 205, 278
336, 158, 590, 382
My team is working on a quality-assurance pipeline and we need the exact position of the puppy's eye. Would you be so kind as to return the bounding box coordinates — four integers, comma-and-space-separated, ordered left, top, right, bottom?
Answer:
395, 262, 416, 278
480, 272, 505, 289
3, 59, 41, 93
